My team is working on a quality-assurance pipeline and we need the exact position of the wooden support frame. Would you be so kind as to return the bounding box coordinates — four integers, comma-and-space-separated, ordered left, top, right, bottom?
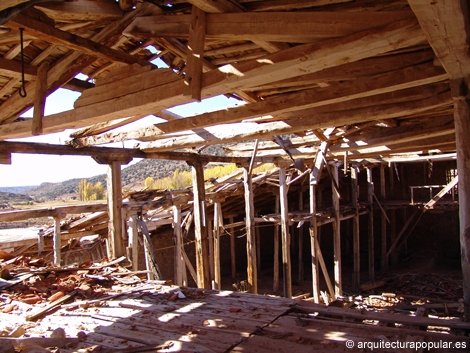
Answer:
229, 216, 236, 279
279, 163, 292, 298
107, 161, 125, 259
127, 210, 139, 271
273, 193, 280, 292
380, 165, 388, 273
367, 166, 375, 281
331, 164, 342, 297
173, 205, 185, 286
351, 166, 360, 292
213, 201, 222, 290
451, 78, 470, 320
184, 5, 206, 101
243, 165, 258, 294
309, 179, 320, 303
188, 160, 210, 289
32, 61, 49, 135
52, 214, 62, 266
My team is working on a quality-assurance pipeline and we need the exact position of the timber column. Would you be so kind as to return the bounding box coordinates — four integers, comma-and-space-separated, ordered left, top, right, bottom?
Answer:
451, 79, 470, 320
187, 159, 211, 289
93, 155, 133, 259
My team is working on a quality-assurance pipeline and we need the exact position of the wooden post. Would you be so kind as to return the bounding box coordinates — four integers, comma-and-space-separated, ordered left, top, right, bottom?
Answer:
184, 5, 206, 101
213, 201, 222, 290
273, 193, 280, 292
389, 164, 398, 266
243, 165, 258, 293
331, 164, 342, 297
279, 163, 292, 298
32, 61, 49, 135
309, 177, 320, 303
351, 166, 360, 292
207, 218, 215, 287
173, 205, 185, 286
127, 210, 139, 271
298, 189, 304, 282
188, 160, 210, 289
107, 161, 125, 259
380, 165, 388, 273
451, 78, 470, 320
256, 221, 261, 272
229, 216, 236, 279
52, 214, 62, 266
367, 166, 375, 281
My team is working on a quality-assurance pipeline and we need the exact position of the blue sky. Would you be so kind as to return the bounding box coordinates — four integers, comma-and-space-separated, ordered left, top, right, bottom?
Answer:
0, 89, 241, 187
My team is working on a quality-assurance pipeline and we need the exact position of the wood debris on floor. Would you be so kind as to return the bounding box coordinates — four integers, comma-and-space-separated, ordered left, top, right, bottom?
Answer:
0, 254, 469, 352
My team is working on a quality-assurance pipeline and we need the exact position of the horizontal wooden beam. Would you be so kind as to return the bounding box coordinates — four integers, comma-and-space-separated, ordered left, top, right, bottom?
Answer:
0, 57, 36, 80
124, 11, 415, 43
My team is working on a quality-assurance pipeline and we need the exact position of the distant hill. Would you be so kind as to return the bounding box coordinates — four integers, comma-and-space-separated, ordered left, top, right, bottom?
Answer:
0, 186, 36, 193
24, 145, 225, 201
0, 191, 33, 205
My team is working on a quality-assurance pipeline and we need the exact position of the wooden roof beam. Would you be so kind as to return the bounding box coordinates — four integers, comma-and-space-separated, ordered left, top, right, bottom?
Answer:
138, 92, 451, 152
124, 11, 416, 43
408, 0, 470, 79
0, 18, 426, 139
72, 61, 447, 146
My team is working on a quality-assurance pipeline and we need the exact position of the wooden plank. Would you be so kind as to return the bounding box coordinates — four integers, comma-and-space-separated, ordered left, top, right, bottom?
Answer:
273, 193, 280, 292
184, 5, 206, 101
243, 165, 258, 293
385, 209, 421, 259
295, 301, 470, 330
32, 61, 49, 135
408, 0, 470, 79
124, 11, 415, 43
0, 17, 426, 138
278, 163, 292, 298
309, 180, 320, 303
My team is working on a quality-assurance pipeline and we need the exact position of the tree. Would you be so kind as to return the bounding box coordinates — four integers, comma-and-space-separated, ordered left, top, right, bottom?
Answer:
144, 176, 155, 189
93, 182, 104, 200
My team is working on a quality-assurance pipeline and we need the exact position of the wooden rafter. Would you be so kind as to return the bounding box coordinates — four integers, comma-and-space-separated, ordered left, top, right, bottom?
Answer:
408, 0, 470, 79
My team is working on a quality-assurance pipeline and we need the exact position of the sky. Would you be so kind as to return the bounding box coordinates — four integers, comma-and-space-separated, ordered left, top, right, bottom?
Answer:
0, 78, 242, 188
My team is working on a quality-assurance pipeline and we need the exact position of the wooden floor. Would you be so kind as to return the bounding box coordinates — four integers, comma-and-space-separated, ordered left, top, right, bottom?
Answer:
1, 283, 470, 352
